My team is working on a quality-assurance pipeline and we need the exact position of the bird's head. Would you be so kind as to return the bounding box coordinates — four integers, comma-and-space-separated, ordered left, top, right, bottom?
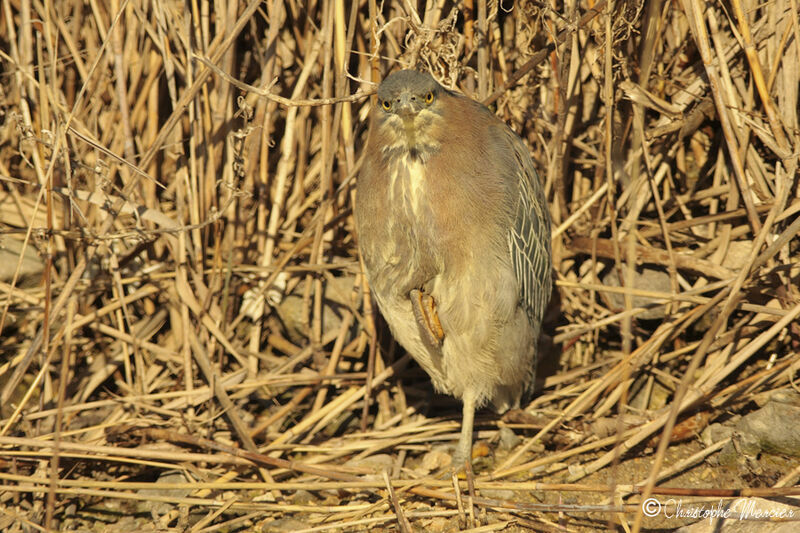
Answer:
374, 70, 446, 158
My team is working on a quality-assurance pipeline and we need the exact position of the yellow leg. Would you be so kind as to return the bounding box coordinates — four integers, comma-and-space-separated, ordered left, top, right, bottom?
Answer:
453, 391, 476, 470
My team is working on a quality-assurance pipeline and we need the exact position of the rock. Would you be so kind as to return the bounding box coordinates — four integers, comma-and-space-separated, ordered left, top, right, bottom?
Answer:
701, 422, 734, 447
601, 265, 672, 320
273, 274, 360, 343
496, 427, 521, 451
136, 471, 191, 518
416, 448, 452, 474
734, 392, 800, 458
260, 518, 311, 532
343, 453, 395, 474
715, 392, 800, 469
0, 237, 43, 286
630, 373, 672, 410
721, 241, 753, 271
289, 489, 318, 505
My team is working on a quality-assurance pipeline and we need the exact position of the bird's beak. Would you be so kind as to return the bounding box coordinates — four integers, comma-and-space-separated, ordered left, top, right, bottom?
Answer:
395, 93, 418, 120
390, 92, 421, 146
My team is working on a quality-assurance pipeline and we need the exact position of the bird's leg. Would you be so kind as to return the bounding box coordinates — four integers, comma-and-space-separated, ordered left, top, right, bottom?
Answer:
409, 288, 444, 346
452, 391, 476, 471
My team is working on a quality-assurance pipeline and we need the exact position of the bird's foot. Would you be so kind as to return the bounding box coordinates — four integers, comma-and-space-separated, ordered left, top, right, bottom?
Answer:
436, 449, 470, 481
440, 440, 492, 480
451, 449, 470, 475
410, 288, 444, 346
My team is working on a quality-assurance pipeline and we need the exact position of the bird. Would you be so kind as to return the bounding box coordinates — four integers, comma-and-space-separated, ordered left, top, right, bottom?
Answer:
354, 69, 552, 469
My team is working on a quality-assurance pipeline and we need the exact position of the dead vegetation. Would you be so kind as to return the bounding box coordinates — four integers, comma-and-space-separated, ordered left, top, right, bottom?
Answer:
1, 0, 799, 531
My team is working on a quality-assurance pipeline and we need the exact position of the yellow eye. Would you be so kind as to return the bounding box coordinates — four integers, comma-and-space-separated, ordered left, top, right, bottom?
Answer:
381, 100, 391, 111
425, 91, 434, 104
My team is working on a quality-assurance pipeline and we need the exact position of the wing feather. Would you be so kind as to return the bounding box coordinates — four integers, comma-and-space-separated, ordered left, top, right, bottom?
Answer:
505, 132, 552, 329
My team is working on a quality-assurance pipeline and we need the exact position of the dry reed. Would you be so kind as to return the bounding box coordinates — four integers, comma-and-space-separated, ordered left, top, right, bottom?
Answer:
1, 0, 799, 531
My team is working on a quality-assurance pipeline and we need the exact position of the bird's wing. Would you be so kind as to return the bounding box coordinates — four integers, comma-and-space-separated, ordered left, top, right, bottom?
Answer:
506, 131, 552, 327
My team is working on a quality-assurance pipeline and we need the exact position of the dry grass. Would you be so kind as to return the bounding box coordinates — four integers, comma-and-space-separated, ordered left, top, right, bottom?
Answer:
1, 0, 799, 531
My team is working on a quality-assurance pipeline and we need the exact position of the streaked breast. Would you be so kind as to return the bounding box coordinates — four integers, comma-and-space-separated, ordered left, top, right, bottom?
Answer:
387, 153, 428, 216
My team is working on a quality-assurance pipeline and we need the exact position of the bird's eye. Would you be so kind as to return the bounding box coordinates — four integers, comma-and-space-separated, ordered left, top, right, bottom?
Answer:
381, 100, 391, 111
425, 91, 434, 104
